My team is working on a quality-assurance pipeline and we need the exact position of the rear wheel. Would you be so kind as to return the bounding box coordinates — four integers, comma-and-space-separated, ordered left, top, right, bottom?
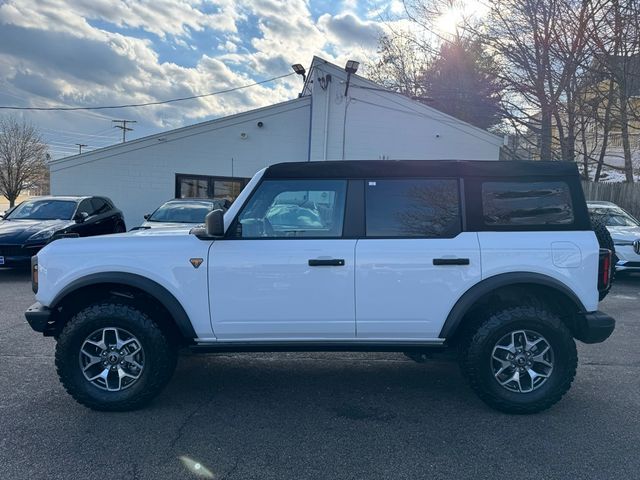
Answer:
55, 303, 177, 411
460, 306, 577, 414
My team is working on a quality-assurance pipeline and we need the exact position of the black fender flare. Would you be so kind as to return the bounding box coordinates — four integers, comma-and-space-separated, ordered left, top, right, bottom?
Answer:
51, 272, 196, 340
439, 272, 587, 339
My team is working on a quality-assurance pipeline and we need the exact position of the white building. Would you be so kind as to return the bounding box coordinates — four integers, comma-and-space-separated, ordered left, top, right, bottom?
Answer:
50, 57, 503, 226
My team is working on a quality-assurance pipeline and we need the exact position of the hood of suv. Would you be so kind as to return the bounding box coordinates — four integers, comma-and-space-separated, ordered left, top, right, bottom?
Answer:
606, 225, 640, 243
125, 226, 194, 236
139, 221, 203, 230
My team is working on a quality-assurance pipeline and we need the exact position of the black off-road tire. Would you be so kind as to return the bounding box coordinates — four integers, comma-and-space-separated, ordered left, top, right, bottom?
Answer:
591, 217, 616, 300
55, 303, 177, 411
461, 306, 577, 414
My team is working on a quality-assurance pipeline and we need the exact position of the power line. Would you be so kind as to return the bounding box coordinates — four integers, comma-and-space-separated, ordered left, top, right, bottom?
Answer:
42, 134, 116, 145
49, 101, 310, 171
112, 120, 136, 143
0, 73, 295, 111
40, 126, 120, 139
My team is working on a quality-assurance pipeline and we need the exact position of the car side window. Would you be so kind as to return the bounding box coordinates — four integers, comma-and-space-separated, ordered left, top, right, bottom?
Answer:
91, 198, 110, 215
234, 179, 347, 238
77, 199, 95, 216
365, 179, 461, 238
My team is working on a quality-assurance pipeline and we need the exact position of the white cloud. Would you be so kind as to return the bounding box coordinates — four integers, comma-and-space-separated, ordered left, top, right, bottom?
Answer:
0, 0, 395, 156
318, 12, 384, 47
218, 40, 238, 52
0, 0, 241, 39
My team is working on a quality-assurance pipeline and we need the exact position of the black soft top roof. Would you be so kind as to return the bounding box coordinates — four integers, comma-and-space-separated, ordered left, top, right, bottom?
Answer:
264, 160, 579, 179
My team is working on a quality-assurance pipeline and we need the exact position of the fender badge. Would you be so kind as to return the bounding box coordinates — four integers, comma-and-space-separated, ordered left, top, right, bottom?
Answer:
190, 258, 204, 269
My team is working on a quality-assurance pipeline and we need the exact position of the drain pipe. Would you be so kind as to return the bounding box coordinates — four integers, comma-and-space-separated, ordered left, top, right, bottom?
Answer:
322, 75, 331, 160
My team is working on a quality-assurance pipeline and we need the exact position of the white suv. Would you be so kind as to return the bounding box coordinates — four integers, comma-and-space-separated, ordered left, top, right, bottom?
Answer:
25, 160, 615, 413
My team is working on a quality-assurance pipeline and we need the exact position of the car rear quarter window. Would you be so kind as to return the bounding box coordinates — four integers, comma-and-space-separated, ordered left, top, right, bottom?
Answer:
77, 199, 95, 216
90, 198, 110, 215
365, 179, 461, 238
482, 181, 574, 226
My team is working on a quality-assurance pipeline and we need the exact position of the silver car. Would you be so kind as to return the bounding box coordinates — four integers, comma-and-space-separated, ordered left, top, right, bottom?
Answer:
588, 201, 640, 272
137, 198, 230, 230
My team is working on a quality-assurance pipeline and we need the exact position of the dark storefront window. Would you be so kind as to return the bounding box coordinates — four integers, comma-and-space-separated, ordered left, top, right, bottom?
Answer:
175, 174, 249, 203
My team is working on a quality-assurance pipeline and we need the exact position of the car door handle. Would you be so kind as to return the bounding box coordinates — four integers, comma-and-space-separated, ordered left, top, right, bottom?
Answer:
308, 259, 345, 266
433, 258, 470, 266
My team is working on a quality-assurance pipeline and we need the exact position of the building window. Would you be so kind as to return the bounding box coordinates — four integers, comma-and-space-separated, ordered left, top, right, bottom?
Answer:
175, 174, 249, 202
365, 179, 461, 238
482, 181, 574, 226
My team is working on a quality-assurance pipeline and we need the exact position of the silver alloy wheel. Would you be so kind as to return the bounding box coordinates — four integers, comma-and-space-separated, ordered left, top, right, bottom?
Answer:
491, 329, 554, 393
79, 327, 145, 391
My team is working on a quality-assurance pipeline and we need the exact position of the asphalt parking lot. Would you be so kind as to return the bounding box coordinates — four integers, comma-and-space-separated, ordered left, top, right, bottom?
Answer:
1, 269, 638, 480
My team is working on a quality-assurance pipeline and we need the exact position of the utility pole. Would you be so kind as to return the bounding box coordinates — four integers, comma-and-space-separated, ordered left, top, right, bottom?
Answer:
112, 119, 137, 143
75, 143, 88, 154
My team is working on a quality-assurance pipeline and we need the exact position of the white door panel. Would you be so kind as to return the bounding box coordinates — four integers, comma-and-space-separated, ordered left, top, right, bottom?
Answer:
209, 240, 356, 340
355, 233, 481, 338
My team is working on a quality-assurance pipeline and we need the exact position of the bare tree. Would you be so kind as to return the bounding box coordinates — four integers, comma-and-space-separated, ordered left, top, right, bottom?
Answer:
610, 0, 640, 182
365, 33, 432, 100
578, 0, 640, 181
366, 1, 503, 129
0, 116, 49, 208
582, 2, 620, 181
471, 0, 596, 161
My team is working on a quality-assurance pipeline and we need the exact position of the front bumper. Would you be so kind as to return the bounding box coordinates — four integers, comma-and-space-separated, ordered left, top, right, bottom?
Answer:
574, 311, 615, 344
616, 260, 640, 271
615, 245, 640, 271
0, 256, 31, 267
25, 302, 53, 334
0, 244, 44, 266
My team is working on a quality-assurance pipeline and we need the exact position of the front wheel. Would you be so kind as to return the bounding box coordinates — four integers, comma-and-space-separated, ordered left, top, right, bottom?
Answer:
460, 306, 577, 414
55, 303, 177, 411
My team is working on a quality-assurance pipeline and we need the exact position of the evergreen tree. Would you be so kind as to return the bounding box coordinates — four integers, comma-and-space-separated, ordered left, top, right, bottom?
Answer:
421, 39, 503, 130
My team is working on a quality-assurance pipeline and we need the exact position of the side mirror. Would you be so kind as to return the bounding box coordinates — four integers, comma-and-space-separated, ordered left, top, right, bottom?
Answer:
205, 209, 225, 237
143, 214, 151, 220
74, 211, 89, 224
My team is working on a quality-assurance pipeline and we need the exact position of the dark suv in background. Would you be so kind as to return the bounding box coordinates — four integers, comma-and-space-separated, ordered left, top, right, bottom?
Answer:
0, 196, 125, 267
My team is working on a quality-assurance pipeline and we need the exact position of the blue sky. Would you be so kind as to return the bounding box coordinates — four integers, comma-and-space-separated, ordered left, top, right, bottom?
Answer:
0, 0, 404, 158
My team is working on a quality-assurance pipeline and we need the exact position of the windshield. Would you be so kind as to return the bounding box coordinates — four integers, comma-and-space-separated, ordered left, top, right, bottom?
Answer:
6, 199, 77, 220
149, 201, 214, 223
590, 206, 640, 227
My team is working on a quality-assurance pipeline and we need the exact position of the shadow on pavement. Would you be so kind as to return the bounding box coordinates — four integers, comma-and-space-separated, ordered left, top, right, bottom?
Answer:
0, 267, 31, 282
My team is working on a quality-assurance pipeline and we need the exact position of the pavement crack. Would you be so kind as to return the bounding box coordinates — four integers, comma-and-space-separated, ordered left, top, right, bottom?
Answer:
582, 361, 640, 367
0, 354, 54, 358
219, 457, 240, 480
168, 395, 216, 449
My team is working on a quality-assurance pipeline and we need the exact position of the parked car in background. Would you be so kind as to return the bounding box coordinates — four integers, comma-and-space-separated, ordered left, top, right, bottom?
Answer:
0, 196, 125, 267
136, 198, 230, 230
588, 201, 640, 273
